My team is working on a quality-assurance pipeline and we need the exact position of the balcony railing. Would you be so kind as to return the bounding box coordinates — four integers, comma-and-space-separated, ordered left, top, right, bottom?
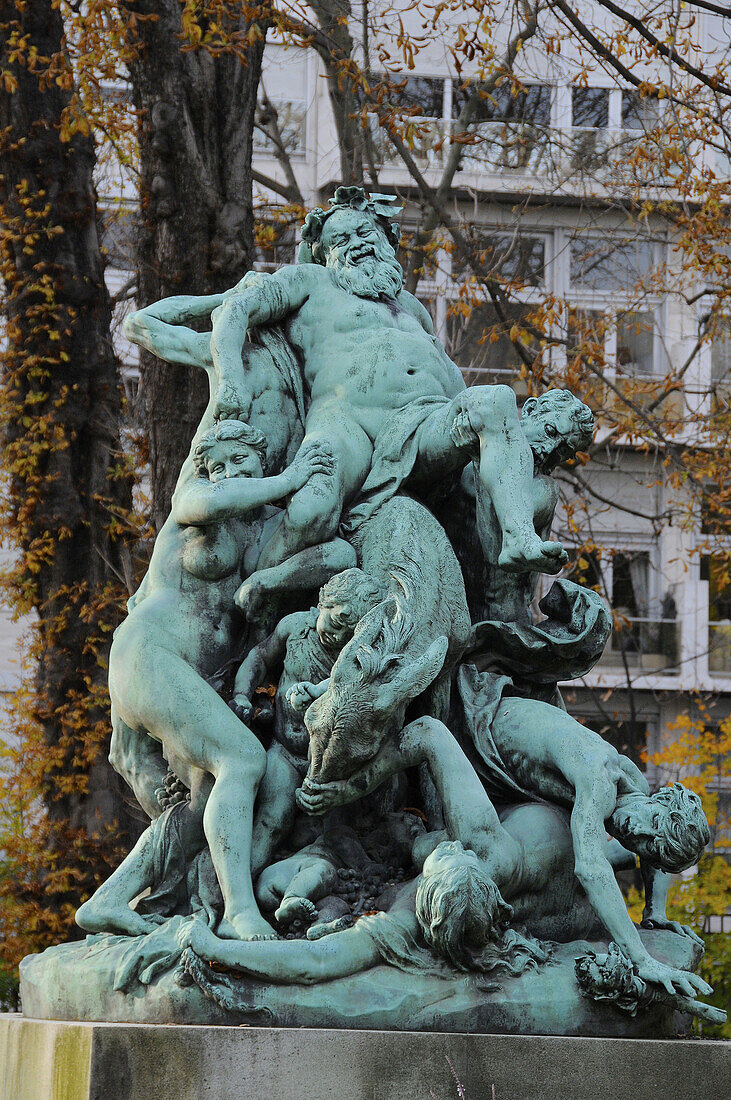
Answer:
709, 622, 731, 674
599, 617, 679, 673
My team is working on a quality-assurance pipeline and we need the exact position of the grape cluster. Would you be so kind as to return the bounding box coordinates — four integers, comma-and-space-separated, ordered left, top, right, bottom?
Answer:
155, 768, 190, 810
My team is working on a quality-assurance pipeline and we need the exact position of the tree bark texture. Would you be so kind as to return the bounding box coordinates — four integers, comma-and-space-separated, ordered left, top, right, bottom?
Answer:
0, 0, 138, 870
127, 1, 267, 527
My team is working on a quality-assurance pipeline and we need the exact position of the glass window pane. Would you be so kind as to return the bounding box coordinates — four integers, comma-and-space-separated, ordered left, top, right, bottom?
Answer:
572, 88, 609, 128
446, 301, 538, 382
453, 81, 550, 126
452, 233, 545, 285
567, 308, 607, 365
388, 76, 444, 117
569, 235, 654, 291
712, 316, 731, 382
616, 311, 655, 375
621, 91, 660, 130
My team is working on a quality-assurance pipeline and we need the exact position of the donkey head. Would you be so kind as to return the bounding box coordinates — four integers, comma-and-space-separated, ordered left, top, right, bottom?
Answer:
304, 597, 448, 783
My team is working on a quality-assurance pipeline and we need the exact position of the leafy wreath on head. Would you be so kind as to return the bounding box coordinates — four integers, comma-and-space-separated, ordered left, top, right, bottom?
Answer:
299, 186, 403, 264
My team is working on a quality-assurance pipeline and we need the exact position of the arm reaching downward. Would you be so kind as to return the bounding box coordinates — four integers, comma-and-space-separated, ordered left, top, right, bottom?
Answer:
570, 780, 711, 998
177, 916, 379, 985
230, 614, 305, 721
297, 717, 509, 857
210, 265, 317, 421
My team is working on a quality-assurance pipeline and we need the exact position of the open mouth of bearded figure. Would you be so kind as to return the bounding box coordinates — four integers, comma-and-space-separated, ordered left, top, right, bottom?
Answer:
348, 245, 376, 264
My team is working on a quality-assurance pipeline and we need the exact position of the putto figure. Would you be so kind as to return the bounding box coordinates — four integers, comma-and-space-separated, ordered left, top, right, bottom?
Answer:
19, 186, 721, 1038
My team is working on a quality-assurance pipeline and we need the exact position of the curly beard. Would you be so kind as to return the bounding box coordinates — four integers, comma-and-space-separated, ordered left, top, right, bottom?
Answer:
328, 252, 404, 300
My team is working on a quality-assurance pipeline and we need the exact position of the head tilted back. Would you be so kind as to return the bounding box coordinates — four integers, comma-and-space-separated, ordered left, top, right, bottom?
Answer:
299, 186, 403, 265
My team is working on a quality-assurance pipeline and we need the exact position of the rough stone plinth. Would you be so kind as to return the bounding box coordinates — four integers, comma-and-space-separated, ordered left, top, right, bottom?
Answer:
2, 1015, 730, 1100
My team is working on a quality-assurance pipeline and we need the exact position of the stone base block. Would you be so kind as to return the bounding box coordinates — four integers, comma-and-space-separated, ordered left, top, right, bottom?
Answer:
2, 1015, 730, 1100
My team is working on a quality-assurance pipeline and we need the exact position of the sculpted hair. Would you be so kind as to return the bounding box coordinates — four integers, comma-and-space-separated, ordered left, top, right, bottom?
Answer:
300, 186, 402, 265
318, 569, 387, 628
414, 842, 548, 976
646, 783, 711, 873
193, 419, 267, 476
531, 389, 595, 452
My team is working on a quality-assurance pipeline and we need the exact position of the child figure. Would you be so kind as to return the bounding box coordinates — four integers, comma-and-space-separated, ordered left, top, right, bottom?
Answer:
230, 567, 387, 878
255, 842, 341, 929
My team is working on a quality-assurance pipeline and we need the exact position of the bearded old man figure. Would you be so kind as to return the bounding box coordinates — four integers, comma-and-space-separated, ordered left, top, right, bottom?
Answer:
154, 187, 591, 614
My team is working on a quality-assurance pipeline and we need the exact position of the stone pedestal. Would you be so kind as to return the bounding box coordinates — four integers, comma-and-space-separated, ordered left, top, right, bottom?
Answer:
2, 1015, 730, 1100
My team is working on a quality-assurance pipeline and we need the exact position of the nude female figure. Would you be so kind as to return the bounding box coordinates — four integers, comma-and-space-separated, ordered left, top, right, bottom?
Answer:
105, 308, 351, 940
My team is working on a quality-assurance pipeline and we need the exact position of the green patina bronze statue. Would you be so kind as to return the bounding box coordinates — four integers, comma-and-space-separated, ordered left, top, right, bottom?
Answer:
18, 187, 725, 1037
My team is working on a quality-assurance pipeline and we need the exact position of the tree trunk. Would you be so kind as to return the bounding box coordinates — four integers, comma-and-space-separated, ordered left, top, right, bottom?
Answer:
127, 1, 267, 527
0, 0, 139, 922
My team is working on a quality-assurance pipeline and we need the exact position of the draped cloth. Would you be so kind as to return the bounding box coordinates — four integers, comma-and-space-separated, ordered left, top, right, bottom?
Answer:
342, 395, 453, 535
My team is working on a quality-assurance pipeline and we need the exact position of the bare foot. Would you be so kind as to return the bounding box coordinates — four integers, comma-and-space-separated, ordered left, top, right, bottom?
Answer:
275, 896, 317, 926
76, 897, 158, 937
307, 916, 352, 940
498, 534, 568, 575
217, 911, 278, 941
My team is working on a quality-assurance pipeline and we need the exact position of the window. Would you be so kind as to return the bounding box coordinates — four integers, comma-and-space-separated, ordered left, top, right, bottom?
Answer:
616, 311, 655, 376
253, 101, 307, 157
446, 301, 538, 383
612, 551, 649, 616
452, 233, 545, 286
621, 91, 660, 131
712, 316, 731, 385
572, 88, 609, 128
453, 81, 550, 126
386, 75, 445, 118
569, 235, 655, 292
99, 207, 137, 270
254, 219, 296, 269
567, 309, 608, 367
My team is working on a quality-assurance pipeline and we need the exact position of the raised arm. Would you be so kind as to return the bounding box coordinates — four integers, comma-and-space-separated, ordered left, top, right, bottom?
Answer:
172, 440, 333, 526
124, 293, 228, 369
210, 265, 317, 419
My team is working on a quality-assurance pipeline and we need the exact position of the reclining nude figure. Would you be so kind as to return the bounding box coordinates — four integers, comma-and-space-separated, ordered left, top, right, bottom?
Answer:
203, 188, 594, 610
176, 718, 711, 1003
98, 331, 355, 940
295, 707, 711, 997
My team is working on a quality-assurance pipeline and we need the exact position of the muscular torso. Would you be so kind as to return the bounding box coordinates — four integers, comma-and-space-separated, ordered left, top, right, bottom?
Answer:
283, 272, 464, 441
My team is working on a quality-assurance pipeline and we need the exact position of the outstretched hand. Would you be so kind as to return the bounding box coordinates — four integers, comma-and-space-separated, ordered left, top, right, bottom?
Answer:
296, 776, 351, 816
229, 694, 254, 724
641, 916, 705, 950
636, 956, 713, 999
286, 680, 323, 714
285, 441, 335, 492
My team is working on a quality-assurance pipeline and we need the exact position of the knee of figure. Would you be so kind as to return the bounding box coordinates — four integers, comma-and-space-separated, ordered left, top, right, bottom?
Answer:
470, 384, 517, 427
287, 495, 339, 545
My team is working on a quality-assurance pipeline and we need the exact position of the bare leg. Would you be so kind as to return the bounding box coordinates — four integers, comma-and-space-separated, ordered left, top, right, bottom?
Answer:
236, 538, 358, 620
76, 778, 211, 935
108, 704, 168, 821
415, 388, 567, 574
256, 411, 372, 572
110, 632, 274, 941
275, 856, 339, 926
251, 742, 303, 879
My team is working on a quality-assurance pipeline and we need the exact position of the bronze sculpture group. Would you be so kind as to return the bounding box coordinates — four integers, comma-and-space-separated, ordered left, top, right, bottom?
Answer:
22, 188, 726, 1034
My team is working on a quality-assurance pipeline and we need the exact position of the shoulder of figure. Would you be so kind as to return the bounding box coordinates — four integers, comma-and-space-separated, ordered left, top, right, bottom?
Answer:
277, 610, 311, 640
398, 290, 434, 329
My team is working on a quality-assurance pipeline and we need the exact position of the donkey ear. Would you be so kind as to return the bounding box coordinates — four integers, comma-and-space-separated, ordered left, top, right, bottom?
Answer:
377, 635, 449, 712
